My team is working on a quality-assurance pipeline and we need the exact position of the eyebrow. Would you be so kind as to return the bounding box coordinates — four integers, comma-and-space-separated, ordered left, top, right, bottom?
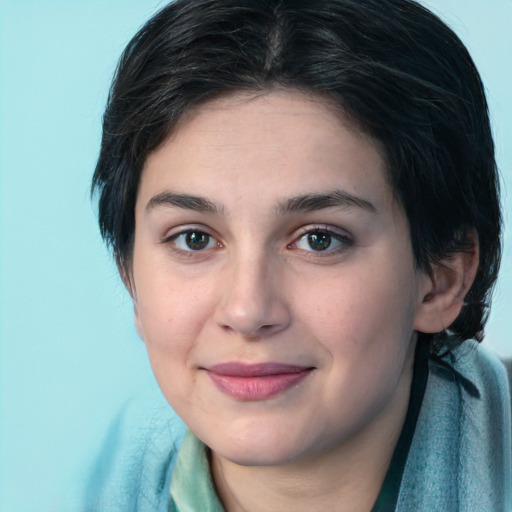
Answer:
276, 190, 377, 215
145, 192, 222, 214
145, 189, 376, 216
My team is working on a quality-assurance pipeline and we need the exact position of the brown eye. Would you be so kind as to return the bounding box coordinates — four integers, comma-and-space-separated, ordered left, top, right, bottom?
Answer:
170, 230, 218, 251
292, 227, 352, 254
307, 231, 332, 251
186, 231, 210, 250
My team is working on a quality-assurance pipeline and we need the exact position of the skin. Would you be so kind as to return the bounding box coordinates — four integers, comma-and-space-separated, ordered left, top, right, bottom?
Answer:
130, 90, 476, 511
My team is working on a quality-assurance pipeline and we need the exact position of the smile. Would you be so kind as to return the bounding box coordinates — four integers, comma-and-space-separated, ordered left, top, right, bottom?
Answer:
204, 363, 314, 401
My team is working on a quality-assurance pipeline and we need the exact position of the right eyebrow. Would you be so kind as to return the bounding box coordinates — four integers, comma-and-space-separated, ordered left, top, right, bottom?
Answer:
276, 189, 377, 215
145, 191, 223, 215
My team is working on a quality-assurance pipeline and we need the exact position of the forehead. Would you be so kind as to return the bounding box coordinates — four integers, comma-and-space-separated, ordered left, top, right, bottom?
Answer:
166, 90, 377, 154
139, 89, 394, 216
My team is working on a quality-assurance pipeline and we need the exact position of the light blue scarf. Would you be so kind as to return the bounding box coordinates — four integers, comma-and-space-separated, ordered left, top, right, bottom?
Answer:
396, 341, 511, 510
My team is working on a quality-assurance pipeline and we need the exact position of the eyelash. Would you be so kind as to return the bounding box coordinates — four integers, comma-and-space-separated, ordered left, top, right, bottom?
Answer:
162, 225, 353, 257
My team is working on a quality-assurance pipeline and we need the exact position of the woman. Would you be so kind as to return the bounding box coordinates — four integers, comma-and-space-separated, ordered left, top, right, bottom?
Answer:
89, 0, 511, 510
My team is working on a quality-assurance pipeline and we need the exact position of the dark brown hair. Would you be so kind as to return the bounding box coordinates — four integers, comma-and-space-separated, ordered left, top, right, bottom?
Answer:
92, 0, 501, 354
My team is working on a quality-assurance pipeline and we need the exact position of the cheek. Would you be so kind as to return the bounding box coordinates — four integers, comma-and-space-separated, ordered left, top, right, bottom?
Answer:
135, 270, 214, 363
298, 265, 416, 340
294, 261, 419, 397
134, 277, 213, 412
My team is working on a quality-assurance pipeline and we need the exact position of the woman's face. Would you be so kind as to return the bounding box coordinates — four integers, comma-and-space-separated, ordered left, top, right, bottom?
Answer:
131, 90, 431, 466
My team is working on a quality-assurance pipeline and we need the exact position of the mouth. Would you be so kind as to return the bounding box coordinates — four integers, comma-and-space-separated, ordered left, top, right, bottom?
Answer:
203, 362, 314, 401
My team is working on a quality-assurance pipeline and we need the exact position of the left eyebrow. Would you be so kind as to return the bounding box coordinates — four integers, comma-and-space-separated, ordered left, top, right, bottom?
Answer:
276, 189, 377, 215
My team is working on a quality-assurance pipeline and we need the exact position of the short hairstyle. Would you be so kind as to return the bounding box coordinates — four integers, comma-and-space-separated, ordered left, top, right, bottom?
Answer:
92, 0, 501, 354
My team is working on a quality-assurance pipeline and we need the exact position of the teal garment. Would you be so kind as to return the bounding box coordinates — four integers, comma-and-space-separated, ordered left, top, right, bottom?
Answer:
81, 391, 185, 512
83, 341, 511, 511
169, 431, 224, 511
396, 341, 511, 510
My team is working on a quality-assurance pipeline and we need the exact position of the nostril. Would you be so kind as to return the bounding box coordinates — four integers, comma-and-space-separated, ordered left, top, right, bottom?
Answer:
219, 322, 279, 340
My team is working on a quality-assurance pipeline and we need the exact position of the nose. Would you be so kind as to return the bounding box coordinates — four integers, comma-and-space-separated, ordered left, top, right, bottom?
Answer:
214, 253, 291, 339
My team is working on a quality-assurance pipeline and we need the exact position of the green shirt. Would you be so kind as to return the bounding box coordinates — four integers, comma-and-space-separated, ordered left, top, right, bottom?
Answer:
169, 430, 224, 511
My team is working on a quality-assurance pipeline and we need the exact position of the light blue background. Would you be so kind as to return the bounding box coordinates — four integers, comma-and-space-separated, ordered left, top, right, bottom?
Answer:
0, 1, 511, 510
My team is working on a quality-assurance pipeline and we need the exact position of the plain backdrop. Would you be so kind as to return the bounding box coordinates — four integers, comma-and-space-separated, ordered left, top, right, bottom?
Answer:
0, 1, 511, 510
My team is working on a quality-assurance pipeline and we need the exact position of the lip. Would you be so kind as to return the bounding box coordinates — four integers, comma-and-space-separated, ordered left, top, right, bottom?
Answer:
204, 362, 314, 401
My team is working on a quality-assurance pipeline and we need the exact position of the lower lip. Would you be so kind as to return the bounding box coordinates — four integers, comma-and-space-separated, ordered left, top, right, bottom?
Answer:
206, 370, 312, 401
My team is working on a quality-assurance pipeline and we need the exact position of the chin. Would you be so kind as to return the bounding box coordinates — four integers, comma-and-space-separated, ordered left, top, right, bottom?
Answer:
218, 443, 300, 467
204, 420, 321, 467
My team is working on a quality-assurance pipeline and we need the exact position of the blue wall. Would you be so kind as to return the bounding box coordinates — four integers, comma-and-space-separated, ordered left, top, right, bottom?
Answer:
1, 1, 510, 510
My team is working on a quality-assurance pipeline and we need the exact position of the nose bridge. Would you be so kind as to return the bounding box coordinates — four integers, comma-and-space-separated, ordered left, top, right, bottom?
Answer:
216, 246, 290, 338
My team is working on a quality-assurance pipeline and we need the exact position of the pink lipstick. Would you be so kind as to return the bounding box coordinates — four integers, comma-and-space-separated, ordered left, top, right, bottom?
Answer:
205, 363, 313, 401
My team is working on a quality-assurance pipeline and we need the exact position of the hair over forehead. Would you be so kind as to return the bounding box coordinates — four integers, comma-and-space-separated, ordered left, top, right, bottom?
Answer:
92, 0, 501, 353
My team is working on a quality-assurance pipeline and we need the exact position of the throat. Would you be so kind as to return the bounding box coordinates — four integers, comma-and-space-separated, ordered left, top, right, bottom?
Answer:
210, 436, 400, 512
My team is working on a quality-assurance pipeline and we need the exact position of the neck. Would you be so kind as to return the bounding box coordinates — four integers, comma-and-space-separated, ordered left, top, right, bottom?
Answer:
211, 355, 414, 512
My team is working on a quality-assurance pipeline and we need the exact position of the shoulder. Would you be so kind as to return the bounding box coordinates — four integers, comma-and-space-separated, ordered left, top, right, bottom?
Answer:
82, 393, 186, 512
397, 341, 511, 511
446, 341, 512, 508
449, 340, 510, 410
431, 341, 511, 467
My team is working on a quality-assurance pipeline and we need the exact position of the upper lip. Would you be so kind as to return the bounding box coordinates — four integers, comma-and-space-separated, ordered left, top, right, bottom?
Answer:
205, 362, 313, 377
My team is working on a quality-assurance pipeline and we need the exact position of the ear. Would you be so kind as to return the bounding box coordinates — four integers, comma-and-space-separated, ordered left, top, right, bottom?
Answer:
413, 232, 479, 334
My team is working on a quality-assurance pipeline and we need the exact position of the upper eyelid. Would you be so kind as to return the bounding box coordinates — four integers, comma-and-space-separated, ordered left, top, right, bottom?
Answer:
295, 224, 352, 238
161, 224, 219, 242
291, 225, 354, 252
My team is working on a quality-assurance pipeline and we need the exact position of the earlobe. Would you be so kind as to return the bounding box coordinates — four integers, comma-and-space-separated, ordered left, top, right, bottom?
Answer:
413, 233, 479, 334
